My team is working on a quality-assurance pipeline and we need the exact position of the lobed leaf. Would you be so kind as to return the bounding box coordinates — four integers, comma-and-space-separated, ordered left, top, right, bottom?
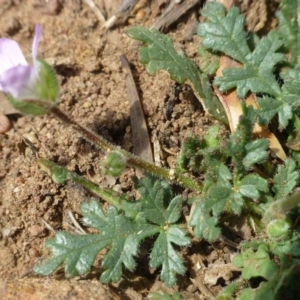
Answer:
233, 243, 279, 281
243, 139, 269, 169
150, 227, 190, 287
35, 200, 158, 283
214, 34, 283, 98
198, 3, 250, 63
276, 0, 300, 64
126, 26, 227, 124
134, 175, 183, 225
205, 186, 232, 215
239, 174, 268, 193
273, 158, 299, 199
34, 231, 110, 277
189, 198, 221, 242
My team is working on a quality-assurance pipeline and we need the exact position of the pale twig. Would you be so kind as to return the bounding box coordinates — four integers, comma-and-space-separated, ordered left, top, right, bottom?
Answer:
103, 0, 140, 29
190, 277, 215, 300
67, 210, 87, 234
82, 0, 106, 23
41, 218, 56, 233
153, 133, 162, 167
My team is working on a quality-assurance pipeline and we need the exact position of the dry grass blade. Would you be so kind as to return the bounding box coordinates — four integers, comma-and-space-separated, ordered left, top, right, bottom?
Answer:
151, 0, 199, 30
120, 54, 154, 169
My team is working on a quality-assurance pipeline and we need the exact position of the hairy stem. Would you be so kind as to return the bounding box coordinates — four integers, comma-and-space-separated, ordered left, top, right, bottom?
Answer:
38, 157, 140, 217
26, 99, 202, 191
49, 106, 202, 191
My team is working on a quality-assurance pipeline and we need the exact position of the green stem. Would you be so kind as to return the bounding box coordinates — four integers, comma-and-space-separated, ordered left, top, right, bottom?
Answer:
49, 106, 202, 191
38, 157, 139, 218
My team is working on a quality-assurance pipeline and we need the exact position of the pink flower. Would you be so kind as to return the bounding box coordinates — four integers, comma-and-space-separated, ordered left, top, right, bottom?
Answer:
0, 24, 44, 100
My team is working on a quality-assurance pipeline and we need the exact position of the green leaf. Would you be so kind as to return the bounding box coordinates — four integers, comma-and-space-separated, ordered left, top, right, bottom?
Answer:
175, 136, 203, 173
243, 139, 269, 169
205, 186, 232, 215
198, 3, 250, 63
226, 105, 269, 172
276, 0, 300, 64
100, 149, 127, 177
282, 76, 300, 107
198, 46, 220, 75
239, 185, 260, 199
189, 198, 221, 242
214, 34, 283, 98
165, 196, 183, 224
258, 96, 283, 125
240, 174, 268, 193
230, 193, 244, 214
150, 227, 190, 287
199, 3, 284, 98
34, 231, 110, 277
233, 243, 279, 281
273, 158, 299, 199
237, 285, 274, 300
35, 200, 158, 283
217, 282, 244, 300
126, 26, 227, 124
218, 163, 232, 185
134, 175, 183, 225
149, 291, 182, 300
258, 67, 300, 128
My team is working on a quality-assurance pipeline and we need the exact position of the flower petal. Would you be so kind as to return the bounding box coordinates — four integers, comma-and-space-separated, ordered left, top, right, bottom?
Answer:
32, 24, 42, 61
0, 65, 38, 99
0, 39, 27, 75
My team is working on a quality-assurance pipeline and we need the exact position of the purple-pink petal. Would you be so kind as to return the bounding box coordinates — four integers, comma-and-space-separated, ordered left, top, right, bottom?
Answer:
32, 24, 42, 61
0, 39, 27, 76
0, 64, 38, 99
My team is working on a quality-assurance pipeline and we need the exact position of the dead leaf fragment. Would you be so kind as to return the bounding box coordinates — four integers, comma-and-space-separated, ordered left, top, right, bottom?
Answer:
214, 55, 286, 161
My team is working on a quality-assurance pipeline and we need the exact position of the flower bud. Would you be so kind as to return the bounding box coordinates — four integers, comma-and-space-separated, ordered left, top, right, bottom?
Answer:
101, 150, 127, 177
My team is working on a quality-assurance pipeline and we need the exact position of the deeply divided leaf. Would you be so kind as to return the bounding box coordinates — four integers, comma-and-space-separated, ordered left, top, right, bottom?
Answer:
133, 175, 183, 225
126, 26, 227, 123
213, 33, 283, 98
276, 0, 300, 64
198, 2, 250, 63
189, 198, 221, 242
233, 243, 279, 281
35, 200, 158, 283
199, 2, 284, 98
35, 173, 192, 286
273, 158, 299, 199
150, 227, 190, 287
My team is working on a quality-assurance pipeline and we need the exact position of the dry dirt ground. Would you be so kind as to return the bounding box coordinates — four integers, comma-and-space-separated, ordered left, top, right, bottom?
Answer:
0, 0, 280, 299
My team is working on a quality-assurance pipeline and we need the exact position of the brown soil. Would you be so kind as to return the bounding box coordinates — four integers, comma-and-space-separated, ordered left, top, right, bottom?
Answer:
0, 0, 279, 299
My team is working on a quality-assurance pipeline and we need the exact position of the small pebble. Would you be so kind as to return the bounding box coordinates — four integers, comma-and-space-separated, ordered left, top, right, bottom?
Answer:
29, 225, 45, 237
0, 114, 12, 133
28, 247, 40, 258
